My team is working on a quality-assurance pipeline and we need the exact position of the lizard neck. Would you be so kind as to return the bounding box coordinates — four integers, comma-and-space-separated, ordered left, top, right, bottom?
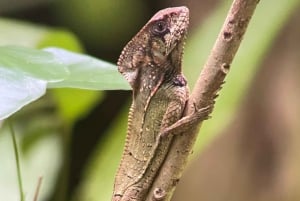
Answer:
132, 64, 165, 112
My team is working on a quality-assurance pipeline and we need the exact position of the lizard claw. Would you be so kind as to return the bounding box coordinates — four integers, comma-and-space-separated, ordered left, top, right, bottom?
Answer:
158, 102, 214, 139
191, 101, 214, 121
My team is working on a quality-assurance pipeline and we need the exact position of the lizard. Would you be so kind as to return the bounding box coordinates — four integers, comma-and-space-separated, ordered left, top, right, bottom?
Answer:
112, 6, 211, 201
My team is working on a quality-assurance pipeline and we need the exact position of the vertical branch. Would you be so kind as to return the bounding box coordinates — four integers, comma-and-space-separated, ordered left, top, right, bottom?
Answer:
146, 0, 260, 200
191, 0, 259, 108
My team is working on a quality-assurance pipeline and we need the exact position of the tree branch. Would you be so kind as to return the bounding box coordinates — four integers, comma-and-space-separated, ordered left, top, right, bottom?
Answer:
146, 0, 260, 200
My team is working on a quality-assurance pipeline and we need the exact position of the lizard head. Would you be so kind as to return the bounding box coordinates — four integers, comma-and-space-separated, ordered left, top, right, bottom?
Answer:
118, 6, 189, 89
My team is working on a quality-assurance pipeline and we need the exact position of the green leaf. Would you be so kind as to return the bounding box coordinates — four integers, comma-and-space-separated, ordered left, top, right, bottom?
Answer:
0, 45, 68, 120
0, 46, 69, 81
44, 47, 130, 90
0, 67, 47, 120
0, 46, 129, 120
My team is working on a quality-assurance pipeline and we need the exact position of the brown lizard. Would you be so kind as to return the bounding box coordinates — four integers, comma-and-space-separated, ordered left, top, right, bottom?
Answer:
113, 6, 211, 201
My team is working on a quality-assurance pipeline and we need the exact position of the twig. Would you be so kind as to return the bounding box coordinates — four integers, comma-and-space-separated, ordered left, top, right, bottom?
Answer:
146, 0, 260, 200
9, 121, 25, 201
33, 176, 43, 201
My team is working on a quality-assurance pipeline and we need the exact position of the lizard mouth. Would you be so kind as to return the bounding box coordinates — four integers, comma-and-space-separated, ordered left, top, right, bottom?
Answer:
163, 7, 189, 64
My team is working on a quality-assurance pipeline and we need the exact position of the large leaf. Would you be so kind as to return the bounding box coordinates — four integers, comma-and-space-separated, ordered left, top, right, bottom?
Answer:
0, 46, 129, 120
0, 46, 69, 81
0, 67, 47, 120
45, 47, 129, 90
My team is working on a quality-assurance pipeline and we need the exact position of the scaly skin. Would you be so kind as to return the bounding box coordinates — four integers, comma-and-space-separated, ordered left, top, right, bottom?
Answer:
112, 7, 209, 201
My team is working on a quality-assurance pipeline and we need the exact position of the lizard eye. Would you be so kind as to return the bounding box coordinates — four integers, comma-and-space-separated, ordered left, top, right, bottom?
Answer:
152, 20, 168, 35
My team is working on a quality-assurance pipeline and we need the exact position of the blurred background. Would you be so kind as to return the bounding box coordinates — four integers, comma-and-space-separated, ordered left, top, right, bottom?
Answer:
0, 0, 300, 201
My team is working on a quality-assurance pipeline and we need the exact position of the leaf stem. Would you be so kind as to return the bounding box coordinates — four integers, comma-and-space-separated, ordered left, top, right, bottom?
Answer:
9, 121, 25, 201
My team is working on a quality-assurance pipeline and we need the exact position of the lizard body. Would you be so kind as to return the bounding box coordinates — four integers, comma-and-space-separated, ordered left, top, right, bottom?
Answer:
112, 6, 210, 201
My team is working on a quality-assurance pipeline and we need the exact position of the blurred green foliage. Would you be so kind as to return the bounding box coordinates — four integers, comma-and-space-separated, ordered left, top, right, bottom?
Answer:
55, 0, 148, 51
0, 46, 128, 120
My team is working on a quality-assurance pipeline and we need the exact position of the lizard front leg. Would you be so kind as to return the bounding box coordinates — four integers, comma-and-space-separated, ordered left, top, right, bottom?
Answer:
159, 103, 213, 138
